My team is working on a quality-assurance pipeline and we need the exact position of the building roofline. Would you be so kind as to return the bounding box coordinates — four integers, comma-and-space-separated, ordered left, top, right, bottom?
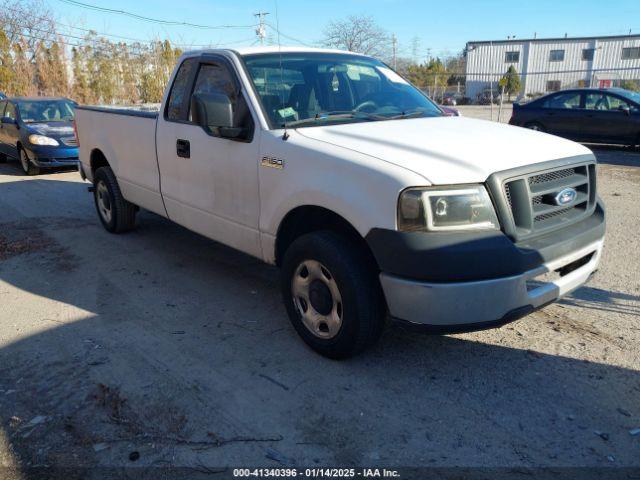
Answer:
467, 33, 640, 46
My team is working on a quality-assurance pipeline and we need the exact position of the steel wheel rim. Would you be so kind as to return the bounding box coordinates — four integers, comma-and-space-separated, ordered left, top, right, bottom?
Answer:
96, 181, 112, 223
20, 150, 29, 173
291, 259, 343, 339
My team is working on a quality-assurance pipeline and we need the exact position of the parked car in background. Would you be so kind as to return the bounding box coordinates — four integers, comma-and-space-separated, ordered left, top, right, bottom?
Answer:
439, 105, 461, 116
75, 47, 604, 358
510, 88, 640, 148
0, 97, 79, 175
442, 92, 470, 106
476, 88, 502, 105
0, 92, 6, 100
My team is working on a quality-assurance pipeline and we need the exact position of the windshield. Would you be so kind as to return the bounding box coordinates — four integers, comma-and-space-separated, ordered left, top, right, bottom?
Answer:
18, 100, 76, 123
243, 52, 442, 128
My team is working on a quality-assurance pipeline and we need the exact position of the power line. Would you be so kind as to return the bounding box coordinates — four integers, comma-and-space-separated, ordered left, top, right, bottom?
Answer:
265, 24, 313, 47
5, 14, 256, 50
56, 0, 257, 30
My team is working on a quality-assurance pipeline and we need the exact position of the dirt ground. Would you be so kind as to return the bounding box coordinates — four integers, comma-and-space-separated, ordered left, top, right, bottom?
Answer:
0, 131, 639, 478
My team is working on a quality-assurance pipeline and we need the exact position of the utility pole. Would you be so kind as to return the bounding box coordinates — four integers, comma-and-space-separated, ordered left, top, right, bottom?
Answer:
411, 36, 420, 63
392, 34, 397, 70
254, 11, 269, 45
489, 40, 494, 121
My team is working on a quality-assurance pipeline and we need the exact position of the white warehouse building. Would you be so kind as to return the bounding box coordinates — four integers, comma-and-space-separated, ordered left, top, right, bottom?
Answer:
465, 34, 640, 101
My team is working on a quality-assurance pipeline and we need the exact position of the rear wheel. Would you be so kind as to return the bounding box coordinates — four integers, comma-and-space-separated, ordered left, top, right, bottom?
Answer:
20, 148, 40, 175
93, 166, 137, 233
525, 122, 545, 132
281, 231, 386, 359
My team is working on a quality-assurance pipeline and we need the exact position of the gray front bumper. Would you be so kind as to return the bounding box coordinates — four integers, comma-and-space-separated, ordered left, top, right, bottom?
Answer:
381, 239, 603, 327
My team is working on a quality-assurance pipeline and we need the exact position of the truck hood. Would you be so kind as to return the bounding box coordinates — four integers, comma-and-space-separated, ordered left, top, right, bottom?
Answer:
296, 116, 593, 184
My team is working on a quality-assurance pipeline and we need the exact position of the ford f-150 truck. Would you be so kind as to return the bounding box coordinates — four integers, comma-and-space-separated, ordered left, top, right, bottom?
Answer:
75, 47, 605, 359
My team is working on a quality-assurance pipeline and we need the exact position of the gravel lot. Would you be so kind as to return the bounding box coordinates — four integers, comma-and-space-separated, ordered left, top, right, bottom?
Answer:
457, 104, 514, 123
0, 118, 639, 478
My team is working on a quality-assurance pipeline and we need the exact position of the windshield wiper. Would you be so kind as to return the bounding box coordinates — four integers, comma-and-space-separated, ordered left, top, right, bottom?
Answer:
284, 110, 384, 128
387, 110, 428, 120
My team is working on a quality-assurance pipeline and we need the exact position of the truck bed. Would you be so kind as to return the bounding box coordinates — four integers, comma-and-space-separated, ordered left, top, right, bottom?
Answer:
75, 105, 167, 217
77, 105, 160, 118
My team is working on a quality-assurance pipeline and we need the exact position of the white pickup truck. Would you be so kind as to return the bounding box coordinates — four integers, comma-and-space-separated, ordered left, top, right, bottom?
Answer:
75, 47, 605, 358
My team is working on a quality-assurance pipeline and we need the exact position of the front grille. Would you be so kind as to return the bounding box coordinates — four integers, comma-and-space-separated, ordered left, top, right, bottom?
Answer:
529, 168, 577, 185
495, 161, 596, 240
60, 136, 77, 147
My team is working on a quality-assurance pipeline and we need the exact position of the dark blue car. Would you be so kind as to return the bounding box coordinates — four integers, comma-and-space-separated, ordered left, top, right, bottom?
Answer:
0, 97, 79, 175
509, 88, 640, 148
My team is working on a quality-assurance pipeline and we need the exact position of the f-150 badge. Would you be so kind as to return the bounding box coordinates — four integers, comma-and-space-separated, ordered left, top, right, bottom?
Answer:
261, 156, 284, 169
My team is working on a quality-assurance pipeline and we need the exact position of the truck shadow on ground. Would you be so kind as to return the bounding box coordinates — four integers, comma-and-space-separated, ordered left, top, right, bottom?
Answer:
0, 174, 638, 474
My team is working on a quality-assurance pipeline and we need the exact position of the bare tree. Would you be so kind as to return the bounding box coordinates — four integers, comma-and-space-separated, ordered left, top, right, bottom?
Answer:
0, 0, 57, 61
322, 15, 390, 59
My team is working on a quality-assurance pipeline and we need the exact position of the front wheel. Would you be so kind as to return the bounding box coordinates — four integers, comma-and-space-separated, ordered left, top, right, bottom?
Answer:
20, 149, 40, 175
93, 166, 137, 233
281, 231, 386, 359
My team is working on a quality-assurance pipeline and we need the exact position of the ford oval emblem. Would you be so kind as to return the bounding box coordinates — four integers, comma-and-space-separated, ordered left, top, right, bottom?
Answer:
555, 188, 577, 206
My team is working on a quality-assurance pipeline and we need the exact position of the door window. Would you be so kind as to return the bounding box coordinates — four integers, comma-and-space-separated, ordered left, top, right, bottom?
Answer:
4, 102, 16, 120
190, 64, 236, 106
543, 92, 581, 109
165, 58, 197, 121
188, 62, 253, 138
605, 95, 631, 111
584, 93, 630, 111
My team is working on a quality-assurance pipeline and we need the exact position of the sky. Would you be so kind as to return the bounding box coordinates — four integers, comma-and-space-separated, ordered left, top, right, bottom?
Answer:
50, 0, 640, 60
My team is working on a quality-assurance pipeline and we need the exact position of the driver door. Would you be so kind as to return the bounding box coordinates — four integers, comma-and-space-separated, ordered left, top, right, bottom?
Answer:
155, 55, 262, 258
0, 102, 19, 158
0, 101, 7, 155
582, 92, 636, 143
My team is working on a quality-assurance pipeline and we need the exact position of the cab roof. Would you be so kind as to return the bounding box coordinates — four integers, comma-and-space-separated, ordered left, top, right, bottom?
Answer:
184, 46, 361, 57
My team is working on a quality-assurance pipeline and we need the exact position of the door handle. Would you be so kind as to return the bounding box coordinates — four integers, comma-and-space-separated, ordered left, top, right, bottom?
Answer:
176, 139, 190, 158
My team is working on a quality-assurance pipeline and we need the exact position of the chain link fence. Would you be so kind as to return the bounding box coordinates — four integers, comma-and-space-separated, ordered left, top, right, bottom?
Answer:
415, 67, 640, 106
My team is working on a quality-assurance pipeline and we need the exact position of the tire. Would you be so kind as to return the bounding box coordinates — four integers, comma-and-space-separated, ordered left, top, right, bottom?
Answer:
19, 148, 40, 175
281, 231, 386, 359
525, 122, 546, 132
93, 166, 137, 233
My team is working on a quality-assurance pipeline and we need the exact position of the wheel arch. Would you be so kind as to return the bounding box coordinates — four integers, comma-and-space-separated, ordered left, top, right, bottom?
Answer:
274, 205, 380, 271
90, 148, 110, 177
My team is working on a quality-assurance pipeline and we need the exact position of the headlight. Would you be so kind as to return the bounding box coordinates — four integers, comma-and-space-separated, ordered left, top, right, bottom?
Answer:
28, 135, 59, 146
398, 185, 499, 232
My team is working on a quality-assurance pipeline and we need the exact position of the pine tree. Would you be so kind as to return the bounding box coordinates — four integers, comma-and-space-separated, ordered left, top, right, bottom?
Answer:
499, 66, 522, 101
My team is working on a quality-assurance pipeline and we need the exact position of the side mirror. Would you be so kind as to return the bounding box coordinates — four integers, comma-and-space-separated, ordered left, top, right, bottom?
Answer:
1, 116, 16, 125
619, 105, 631, 115
191, 92, 243, 138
